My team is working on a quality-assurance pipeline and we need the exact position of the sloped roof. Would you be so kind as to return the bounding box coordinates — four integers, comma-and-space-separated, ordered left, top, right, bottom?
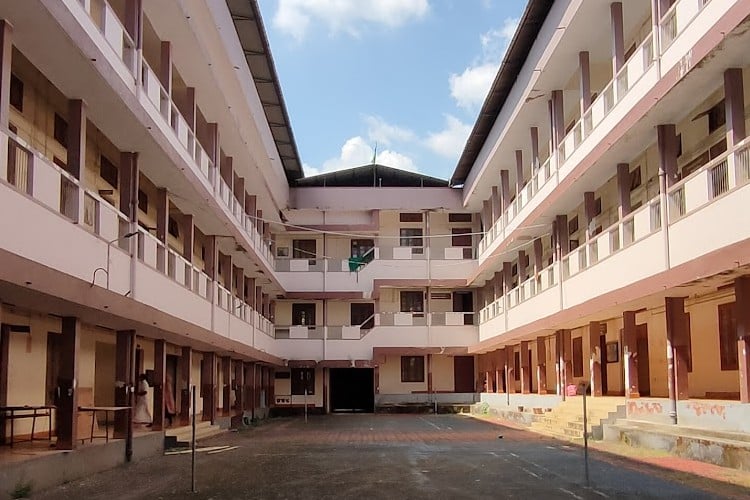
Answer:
294, 164, 449, 188
450, 0, 554, 186
225, 0, 304, 182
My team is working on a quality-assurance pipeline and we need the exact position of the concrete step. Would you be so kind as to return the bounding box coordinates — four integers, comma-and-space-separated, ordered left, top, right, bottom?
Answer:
165, 421, 225, 444
610, 419, 750, 444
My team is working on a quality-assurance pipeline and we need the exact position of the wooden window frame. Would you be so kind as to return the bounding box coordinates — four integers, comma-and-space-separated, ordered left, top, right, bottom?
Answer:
400, 356, 425, 383
291, 368, 315, 395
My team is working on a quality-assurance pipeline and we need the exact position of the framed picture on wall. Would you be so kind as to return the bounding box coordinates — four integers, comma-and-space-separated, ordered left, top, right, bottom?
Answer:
605, 341, 619, 363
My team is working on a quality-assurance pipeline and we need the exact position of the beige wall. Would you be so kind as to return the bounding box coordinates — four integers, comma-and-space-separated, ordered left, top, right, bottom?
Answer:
378, 354, 462, 394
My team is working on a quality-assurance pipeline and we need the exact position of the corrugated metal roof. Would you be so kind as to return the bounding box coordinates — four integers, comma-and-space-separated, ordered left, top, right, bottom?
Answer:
294, 164, 449, 188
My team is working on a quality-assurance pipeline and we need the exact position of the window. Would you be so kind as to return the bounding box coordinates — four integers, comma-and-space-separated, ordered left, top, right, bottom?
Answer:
292, 303, 316, 326
291, 368, 315, 395
400, 291, 424, 313
399, 212, 423, 223
629, 166, 642, 191
707, 100, 726, 134
274, 371, 291, 380
351, 303, 375, 329
138, 189, 148, 213
400, 228, 423, 247
292, 239, 316, 259
568, 216, 579, 235
676, 134, 683, 157
10, 74, 23, 112
168, 217, 180, 238
54, 113, 68, 148
718, 302, 738, 371
100, 155, 118, 188
513, 351, 520, 381
451, 227, 472, 247
572, 337, 584, 377
594, 198, 602, 217
401, 356, 424, 382
449, 213, 472, 223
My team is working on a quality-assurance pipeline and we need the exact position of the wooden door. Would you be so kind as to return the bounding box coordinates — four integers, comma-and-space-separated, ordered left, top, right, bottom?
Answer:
599, 334, 608, 395
454, 356, 475, 393
636, 324, 650, 396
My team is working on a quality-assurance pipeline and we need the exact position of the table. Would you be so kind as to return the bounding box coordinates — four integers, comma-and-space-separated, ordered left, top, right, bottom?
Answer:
0, 405, 55, 448
77, 406, 130, 443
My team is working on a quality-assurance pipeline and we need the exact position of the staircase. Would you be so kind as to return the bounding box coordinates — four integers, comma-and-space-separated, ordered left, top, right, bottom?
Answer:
528, 396, 626, 441
164, 420, 226, 448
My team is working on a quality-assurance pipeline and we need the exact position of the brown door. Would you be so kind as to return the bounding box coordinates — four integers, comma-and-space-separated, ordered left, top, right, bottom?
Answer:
454, 356, 475, 393
636, 324, 650, 396
599, 334, 608, 395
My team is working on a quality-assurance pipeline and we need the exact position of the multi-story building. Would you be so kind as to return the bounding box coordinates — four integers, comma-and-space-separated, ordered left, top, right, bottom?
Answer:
1, 0, 750, 488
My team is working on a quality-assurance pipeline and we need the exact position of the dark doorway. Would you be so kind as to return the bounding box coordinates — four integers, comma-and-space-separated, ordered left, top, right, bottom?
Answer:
292, 239, 317, 259
330, 368, 374, 412
350, 303, 375, 329
166, 354, 179, 406
292, 303, 316, 326
599, 334, 609, 395
454, 356, 475, 393
636, 324, 651, 396
351, 239, 375, 263
453, 291, 474, 325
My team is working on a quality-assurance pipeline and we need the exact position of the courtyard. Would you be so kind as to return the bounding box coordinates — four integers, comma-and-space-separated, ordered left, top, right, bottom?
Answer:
30, 414, 750, 499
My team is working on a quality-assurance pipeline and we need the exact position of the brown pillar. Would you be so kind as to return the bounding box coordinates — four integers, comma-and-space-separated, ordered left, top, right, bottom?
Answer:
579, 51, 591, 116
235, 176, 246, 212
555, 215, 569, 257
495, 349, 505, 393
555, 330, 570, 396
234, 360, 244, 416
500, 170, 511, 211
179, 347, 191, 425
248, 363, 257, 417
736, 277, 750, 403
67, 100, 86, 182
256, 209, 264, 237
492, 272, 503, 303
536, 337, 547, 394
373, 364, 380, 395
617, 163, 631, 218
56, 317, 80, 450
551, 90, 565, 150
491, 186, 501, 223
533, 238, 543, 277
584, 192, 597, 241
427, 354, 433, 395
502, 262, 513, 296
221, 356, 231, 415
530, 127, 540, 171
205, 236, 217, 281
159, 41, 172, 95
245, 194, 257, 221
505, 346, 516, 394
725, 69, 746, 149
611, 3, 625, 75
482, 200, 491, 232
114, 330, 135, 439
657, 124, 679, 188
269, 368, 275, 408
124, 0, 143, 48
623, 311, 639, 398
520, 340, 531, 394
518, 250, 527, 283
0, 20, 12, 128
201, 352, 216, 422
156, 188, 168, 272
665, 297, 690, 401
152, 339, 166, 431
255, 285, 263, 315
589, 322, 603, 397
221, 155, 234, 192
262, 293, 270, 319
246, 277, 256, 309
0, 325, 7, 444
120, 153, 139, 222
515, 150, 524, 193
180, 215, 194, 261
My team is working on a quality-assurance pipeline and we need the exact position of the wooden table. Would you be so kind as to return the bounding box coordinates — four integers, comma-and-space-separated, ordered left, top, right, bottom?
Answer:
0, 405, 55, 448
77, 406, 130, 443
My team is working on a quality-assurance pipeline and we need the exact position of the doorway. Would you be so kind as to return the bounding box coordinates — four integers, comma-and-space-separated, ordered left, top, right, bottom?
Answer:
599, 334, 609, 395
454, 356, 475, 392
351, 239, 375, 263
329, 368, 374, 412
636, 324, 651, 396
452, 291, 474, 325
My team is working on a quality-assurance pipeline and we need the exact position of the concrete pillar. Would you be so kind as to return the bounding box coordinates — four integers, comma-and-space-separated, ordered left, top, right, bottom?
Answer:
248, 362, 257, 417
736, 277, 750, 403
152, 339, 166, 431
657, 124, 679, 188
725, 69, 746, 149
155, 188, 168, 272
623, 311, 640, 398
234, 360, 244, 416
533, 238, 543, 277
427, 354, 433, 395
584, 192, 597, 241
515, 150, 524, 193
530, 127, 540, 171
500, 170, 511, 211
518, 250, 528, 283
114, 330, 135, 439
235, 176, 246, 214
205, 236, 217, 281
221, 356, 231, 415
202, 352, 216, 422
555, 215, 569, 258
491, 186, 501, 223
617, 163, 631, 218
120, 153, 139, 222
665, 297, 690, 401
124, 0, 143, 48
611, 3, 625, 75
589, 321, 603, 397
262, 293, 270, 319
180, 215, 194, 262
551, 90, 564, 150
159, 41, 172, 95
245, 194, 257, 221
67, 100, 86, 181
207, 121, 218, 186
0, 20, 12, 128
221, 155, 234, 192
255, 285, 263, 315
492, 272, 503, 303
56, 317, 80, 450
520, 340, 531, 394
579, 51, 591, 116
555, 330, 565, 396
246, 277, 256, 309
496, 349, 506, 393
536, 336, 547, 395
179, 347, 191, 425
505, 345, 516, 394
0, 323, 7, 444
502, 262, 513, 295
482, 200, 491, 232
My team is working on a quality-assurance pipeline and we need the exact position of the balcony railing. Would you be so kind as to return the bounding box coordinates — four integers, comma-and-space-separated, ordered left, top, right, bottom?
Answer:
78, 0, 137, 77
660, 0, 712, 51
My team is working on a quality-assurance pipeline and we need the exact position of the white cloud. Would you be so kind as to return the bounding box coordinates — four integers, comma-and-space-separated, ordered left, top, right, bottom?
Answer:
449, 17, 519, 111
273, 0, 430, 41
364, 115, 416, 147
424, 115, 472, 159
304, 136, 418, 176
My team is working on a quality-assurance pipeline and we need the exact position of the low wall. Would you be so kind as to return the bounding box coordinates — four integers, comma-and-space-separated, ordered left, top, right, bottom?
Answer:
626, 398, 750, 433
375, 393, 478, 405
479, 392, 563, 410
1, 431, 163, 495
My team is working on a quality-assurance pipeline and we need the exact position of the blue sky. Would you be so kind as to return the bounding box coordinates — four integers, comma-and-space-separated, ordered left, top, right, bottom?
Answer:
258, 0, 527, 180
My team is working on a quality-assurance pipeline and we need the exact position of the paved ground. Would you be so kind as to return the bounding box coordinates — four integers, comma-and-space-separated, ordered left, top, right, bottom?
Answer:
35, 414, 749, 499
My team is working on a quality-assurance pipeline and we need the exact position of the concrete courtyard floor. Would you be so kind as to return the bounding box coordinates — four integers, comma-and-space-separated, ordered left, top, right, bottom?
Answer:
34, 414, 750, 499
